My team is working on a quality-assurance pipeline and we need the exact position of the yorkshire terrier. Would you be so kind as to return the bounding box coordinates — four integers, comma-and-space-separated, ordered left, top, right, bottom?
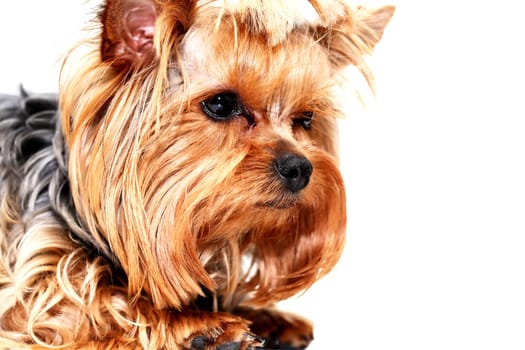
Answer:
0, 0, 393, 349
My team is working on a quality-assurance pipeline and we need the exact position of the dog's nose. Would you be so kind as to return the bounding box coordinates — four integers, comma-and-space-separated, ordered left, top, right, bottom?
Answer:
274, 153, 313, 193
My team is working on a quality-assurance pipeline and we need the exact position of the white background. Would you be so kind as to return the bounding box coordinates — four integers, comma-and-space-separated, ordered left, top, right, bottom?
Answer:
1, 1, 525, 349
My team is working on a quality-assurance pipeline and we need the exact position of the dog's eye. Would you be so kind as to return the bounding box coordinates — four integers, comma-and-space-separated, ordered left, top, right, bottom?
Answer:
293, 111, 314, 130
201, 92, 241, 121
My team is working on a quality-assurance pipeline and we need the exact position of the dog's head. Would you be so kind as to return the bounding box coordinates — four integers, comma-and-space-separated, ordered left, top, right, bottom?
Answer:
60, 0, 393, 309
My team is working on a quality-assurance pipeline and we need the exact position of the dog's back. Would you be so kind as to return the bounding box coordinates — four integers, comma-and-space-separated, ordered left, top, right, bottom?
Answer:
0, 92, 117, 262
0, 91, 62, 239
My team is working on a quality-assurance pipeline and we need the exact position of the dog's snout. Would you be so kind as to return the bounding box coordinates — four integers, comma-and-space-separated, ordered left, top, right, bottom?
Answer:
274, 153, 313, 193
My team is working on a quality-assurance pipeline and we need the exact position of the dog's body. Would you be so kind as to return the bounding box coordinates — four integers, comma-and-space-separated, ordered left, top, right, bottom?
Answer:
0, 1, 393, 349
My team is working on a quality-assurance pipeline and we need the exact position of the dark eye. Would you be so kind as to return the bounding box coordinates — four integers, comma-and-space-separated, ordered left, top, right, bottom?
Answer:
201, 92, 241, 121
293, 111, 314, 130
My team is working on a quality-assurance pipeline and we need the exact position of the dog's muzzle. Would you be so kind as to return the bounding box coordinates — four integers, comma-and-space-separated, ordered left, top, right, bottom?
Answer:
274, 153, 313, 193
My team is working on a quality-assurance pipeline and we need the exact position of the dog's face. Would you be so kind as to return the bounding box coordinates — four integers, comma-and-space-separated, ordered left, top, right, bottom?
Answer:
60, 0, 393, 309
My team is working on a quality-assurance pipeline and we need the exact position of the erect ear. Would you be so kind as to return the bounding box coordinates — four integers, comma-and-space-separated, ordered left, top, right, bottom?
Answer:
312, 4, 395, 76
100, 0, 158, 67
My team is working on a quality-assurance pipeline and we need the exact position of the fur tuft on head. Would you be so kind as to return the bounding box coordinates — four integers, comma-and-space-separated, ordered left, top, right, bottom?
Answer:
97, 0, 394, 75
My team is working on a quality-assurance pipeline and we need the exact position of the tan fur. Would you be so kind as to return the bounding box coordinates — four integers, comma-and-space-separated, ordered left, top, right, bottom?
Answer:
0, 1, 394, 348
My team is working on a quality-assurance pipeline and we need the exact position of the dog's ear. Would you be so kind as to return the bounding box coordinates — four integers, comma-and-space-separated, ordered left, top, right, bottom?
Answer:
100, 0, 158, 67
100, 0, 194, 68
312, 4, 395, 76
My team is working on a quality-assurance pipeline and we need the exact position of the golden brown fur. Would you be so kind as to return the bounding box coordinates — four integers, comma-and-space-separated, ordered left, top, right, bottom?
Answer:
0, 0, 393, 348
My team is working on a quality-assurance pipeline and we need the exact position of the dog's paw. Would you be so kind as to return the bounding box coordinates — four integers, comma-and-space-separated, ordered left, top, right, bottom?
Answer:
181, 312, 264, 350
235, 308, 314, 349
187, 332, 263, 350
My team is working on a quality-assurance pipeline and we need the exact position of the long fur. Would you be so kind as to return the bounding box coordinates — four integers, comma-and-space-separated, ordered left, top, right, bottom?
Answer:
0, 1, 394, 348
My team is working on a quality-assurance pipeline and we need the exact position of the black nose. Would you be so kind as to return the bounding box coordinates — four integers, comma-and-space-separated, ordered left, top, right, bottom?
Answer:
274, 153, 313, 193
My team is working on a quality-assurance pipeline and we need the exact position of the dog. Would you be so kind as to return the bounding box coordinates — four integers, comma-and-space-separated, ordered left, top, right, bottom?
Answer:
0, 0, 393, 349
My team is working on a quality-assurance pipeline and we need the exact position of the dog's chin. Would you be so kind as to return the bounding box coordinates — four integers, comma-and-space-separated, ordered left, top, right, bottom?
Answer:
257, 194, 300, 210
